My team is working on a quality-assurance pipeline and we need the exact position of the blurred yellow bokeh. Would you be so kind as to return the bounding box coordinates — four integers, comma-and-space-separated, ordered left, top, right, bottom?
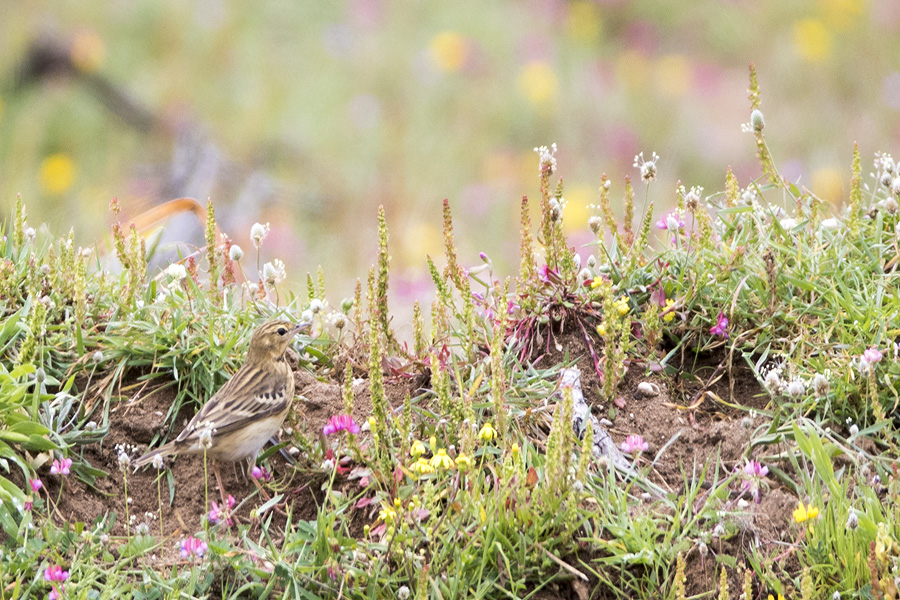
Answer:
794, 19, 832, 62
821, 0, 865, 31
403, 221, 443, 267
568, 1, 602, 43
39, 154, 76, 195
563, 185, 593, 234
518, 61, 557, 107
811, 166, 844, 205
429, 32, 468, 73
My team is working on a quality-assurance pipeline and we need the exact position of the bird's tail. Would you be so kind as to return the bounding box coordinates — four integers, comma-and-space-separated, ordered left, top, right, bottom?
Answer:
132, 441, 177, 470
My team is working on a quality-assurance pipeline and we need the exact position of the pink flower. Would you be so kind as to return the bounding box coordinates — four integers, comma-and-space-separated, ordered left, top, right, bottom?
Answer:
50, 458, 73, 476
49, 586, 62, 600
710, 312, 728, 338
24, 500, 33, 511
737, 459, 769, 503
620, 435, 649, 455
30, 478, 43, 492
655, 211, 684, 231
208, 501, 220, 524
863, 347, 883, 365
323, 414, 361, 436
44, 565, 70, 582
227, 494, 236, 510
179, 536, 208, 559
251, 465, 272, 481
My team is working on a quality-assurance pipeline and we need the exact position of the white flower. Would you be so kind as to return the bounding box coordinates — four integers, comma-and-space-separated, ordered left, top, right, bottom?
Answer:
750, 109, 765, 132
786, 379, 805, 397
633, 151, 659, 183
164, 263, 187, 280
199, 424, 215, 450
263, 259, 286, 286
250, 222, 270, 249
301, 309, 313, 322
779, 218, 798, 230
811, 373, 829, 397
892, 177, 900, 197
398, 586, 410, 600
24, 227, 36, 241
117, 451, 131, 471
229, 244, 244, 261
534, 143, 558, 175
333, 314, 347, 329
151, 454, 164, 469
309, 299, 324, 314
820, 217, 840, 230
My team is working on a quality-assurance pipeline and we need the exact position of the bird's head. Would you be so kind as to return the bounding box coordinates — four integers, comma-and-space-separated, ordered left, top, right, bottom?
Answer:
246, 319, 311, 364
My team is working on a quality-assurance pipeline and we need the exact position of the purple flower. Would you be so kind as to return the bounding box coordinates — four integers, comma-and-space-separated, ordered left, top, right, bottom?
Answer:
30, 478, 43, 493
323, 414, 361, 436
620, 435, 649, 455
50, 458, 72, 476
44, 565, 69, 582
179, 536, 208, 559
710, 312, 728, 338
479, 252, 489, 263
737, 459, 769, 503
862, 347, 883, 365
227, 494, 236, 510
24, 500, 33, 511
208, 501, 220, 524
251, 465, 273, 481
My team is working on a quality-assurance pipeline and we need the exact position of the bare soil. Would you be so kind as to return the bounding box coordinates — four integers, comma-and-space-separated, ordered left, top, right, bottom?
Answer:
34, 324, 797, 595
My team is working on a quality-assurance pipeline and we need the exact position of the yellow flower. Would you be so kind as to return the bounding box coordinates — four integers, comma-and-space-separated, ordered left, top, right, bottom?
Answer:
793, 501, 819, 523
410, 439, 426, 457
662, 299, 676, 323
596, 323, 607, 337
590, 278, 602, 289
410, 458, 434, 476
479, 506, 487, 523
429, 31, 468, 73
39, 153, 76, 195
511, 443, 520, 459
615, 297, 630, 316
429, 435, 437, 452
455, 452, 473, 472
378, 505, 397, 525
479, 422, 497, 442
430, 448, 453, 470
766, 594, 785, 600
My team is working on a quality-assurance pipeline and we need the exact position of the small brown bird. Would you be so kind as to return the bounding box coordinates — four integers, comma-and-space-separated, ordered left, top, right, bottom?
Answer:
133, 319, 309, 499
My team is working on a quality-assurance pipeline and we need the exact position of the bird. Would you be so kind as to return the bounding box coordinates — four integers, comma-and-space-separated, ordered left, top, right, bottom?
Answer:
133, 319, 310, 501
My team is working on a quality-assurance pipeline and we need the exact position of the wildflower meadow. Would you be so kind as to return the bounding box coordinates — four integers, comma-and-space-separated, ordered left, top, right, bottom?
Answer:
1, 66, 900, 599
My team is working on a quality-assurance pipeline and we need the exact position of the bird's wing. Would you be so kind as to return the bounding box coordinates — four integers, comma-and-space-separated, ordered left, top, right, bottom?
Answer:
175, 367, 290, 443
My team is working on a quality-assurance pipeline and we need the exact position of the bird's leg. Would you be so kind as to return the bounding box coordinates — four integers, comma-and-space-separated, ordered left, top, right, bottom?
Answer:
213, 461, 228, 506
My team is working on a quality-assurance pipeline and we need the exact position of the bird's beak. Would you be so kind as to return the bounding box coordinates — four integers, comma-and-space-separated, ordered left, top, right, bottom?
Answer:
291, 321, 313, 335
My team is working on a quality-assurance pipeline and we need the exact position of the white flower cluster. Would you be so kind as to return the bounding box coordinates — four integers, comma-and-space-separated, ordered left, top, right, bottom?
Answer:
633, 151, 659, 183
533, 143, 558, 175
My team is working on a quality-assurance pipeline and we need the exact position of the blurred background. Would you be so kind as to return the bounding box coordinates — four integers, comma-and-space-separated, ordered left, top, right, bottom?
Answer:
2, 0, 899, 325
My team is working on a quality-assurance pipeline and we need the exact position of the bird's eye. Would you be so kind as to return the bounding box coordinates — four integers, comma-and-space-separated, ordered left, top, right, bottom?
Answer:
277, 327, 287, 336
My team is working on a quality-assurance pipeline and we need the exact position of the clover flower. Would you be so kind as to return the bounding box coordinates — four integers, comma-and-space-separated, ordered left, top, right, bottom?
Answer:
229, 244, 244, 261
323, 414, 360, 436
263, 259, 286, 286
737, 459, 769, 503
30, 478, 43, 492
621, 435, 648, 456
164, 263, 187, 280
250, 222, 270, 249
44, 565, 69, 600
151, 454, 164, 470
710, 312, 729, 338
50, 458, 72, 476
859, 347, 883, 374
